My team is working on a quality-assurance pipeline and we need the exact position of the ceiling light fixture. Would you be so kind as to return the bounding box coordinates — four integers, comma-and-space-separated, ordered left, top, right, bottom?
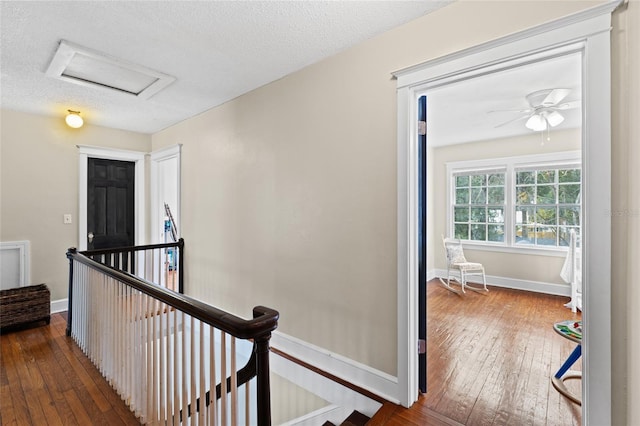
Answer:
525, 114, 547, 131
524, 110, 566, 132
65, 110, 84, 128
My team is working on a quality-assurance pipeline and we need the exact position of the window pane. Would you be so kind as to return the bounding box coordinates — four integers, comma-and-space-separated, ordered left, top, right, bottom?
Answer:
488, 173, 504, 186
536, 207, 557, 225
559, 169, 581, 183
487, 208, 504, 223
470, 207, 486, 223
517, 171, 535, 184
516, 186, 534, 204
470, 224, 486, 241
558, 184, 581, 203
454, 207, 469, 222
515, 226, 535, 244
537, 226, 557, 245
456, 175, 469, 187
516, 207, 535, 225
470, 187, 486, 204
488, 225, 504, 242
470, 174, 486, 186
558, 227, 580, 247
456, 188, 469, 204
536, 185, 556, 204
559, 207, 580, 226
537, 170, 555, 184
454, 224, 469, 240
488, 187, 504, 204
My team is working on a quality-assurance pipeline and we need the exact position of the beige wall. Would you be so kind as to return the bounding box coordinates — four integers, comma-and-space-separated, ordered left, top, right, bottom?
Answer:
152, 0, 618, 377
430, 129, 581, 286
0, 0, 636, 422
0, 110, 151, 300
612, 1, 640, 424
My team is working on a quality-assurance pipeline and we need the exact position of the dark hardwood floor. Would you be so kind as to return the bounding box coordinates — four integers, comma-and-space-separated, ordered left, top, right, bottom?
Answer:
0, 312, 141, 425
372, 279, 582, 425
1, 281, 581, 425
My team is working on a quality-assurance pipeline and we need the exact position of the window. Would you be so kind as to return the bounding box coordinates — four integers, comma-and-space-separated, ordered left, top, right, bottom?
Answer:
447, 152, 581, 250
515, 167, 581, 247
453, 171, 506, 242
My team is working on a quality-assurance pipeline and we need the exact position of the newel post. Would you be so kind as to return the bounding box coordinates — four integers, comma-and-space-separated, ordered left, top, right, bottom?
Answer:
178, 238, 185, 294
255, 333, 272, 426
65, 247, 76, 336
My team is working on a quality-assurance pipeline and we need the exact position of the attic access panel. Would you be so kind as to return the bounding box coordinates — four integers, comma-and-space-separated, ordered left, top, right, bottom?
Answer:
46, 40, 175, 99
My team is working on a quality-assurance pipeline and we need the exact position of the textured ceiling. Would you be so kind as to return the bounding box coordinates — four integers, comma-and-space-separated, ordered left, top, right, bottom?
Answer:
1, 0, 453, 134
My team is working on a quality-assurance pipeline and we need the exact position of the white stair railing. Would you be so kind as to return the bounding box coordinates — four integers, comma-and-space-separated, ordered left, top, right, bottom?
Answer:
67, 247, 278, 426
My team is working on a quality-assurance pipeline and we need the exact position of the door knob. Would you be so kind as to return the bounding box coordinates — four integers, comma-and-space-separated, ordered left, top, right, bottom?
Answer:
88, 232, 94, 243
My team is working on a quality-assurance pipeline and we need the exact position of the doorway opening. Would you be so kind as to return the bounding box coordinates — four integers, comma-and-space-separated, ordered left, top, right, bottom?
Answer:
416, 52, 583, 422
393, 5, 617, 423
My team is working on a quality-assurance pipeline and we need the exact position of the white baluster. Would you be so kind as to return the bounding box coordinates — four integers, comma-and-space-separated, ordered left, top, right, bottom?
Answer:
199, 321, 206, 425
220, 332, 227, 425
209, 327, 217, 426
190, 315, 197, 422
230, 337, 237, 425
173, 309, 180, 426
245, 379, 250, 426
182, 313, 189, 425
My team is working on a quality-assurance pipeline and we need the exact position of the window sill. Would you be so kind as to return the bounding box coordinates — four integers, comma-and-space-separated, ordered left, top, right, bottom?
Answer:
459, 241, 568, 257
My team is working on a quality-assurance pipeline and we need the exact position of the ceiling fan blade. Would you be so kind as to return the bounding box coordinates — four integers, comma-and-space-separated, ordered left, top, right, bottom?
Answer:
494, 113, 530, 128
487, 108, 532, 114
541, 88, 570, 106
554, 100, 581, 110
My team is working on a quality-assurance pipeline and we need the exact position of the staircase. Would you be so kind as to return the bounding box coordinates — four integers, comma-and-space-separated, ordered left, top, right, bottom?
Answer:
322, 410, 370, 426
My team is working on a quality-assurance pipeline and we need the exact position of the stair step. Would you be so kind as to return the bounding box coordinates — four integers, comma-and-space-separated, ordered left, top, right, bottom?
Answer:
367, 402, 400, 425
340, 410, 370, 426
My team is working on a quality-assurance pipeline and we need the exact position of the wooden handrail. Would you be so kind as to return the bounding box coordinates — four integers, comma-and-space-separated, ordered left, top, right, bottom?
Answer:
81, 238, 184, 256
82, 238, 185, 293
66, 247, 279, 339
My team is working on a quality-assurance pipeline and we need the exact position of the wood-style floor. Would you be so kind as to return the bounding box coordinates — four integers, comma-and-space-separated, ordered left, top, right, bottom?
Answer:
372, 279, 582, 425
0, 312, 140, 425
1, 281, 581, 425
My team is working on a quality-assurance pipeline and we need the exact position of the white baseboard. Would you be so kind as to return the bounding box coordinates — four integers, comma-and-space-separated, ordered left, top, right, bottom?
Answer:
271, 331, 399, 405
279, 404, 353, 426
431, 269, 571, 297
51, 298, 68, 313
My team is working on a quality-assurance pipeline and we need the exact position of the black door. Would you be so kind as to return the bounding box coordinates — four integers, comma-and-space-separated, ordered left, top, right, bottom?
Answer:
87, 158, 135, 250
418, 95, 427, 393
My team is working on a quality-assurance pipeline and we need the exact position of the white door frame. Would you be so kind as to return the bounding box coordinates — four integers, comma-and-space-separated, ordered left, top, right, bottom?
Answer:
150, 144, 182, 244
77, 145, 146, 251
393, 2, 621, 424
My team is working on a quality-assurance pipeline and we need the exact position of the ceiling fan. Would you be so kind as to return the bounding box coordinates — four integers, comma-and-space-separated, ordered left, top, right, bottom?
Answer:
492, 88, 581, 131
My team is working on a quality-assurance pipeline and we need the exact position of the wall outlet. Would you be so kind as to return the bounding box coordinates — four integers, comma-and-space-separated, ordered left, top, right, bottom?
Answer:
63, 214, 72, 224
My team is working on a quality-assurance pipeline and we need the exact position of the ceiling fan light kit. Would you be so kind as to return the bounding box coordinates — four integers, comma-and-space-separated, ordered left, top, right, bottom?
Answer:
494, 88, 579, 133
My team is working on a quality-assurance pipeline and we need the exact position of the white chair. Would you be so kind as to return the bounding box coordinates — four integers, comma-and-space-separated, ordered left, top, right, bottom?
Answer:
440, 237, 488, 294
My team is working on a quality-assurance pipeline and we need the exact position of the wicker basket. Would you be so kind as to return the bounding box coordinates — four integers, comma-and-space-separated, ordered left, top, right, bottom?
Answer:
0, 284, 50, 330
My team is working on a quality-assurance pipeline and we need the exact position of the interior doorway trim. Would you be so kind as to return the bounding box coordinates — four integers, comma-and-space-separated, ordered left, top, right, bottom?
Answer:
150, 144, 182, 244
77, 145, 146, 251
393, 2, 621, 423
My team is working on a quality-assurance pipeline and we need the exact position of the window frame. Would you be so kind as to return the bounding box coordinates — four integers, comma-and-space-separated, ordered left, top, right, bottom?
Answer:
446, 150, 581, 256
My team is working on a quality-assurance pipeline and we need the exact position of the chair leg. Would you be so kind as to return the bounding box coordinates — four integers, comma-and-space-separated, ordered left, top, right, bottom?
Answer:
439, 267, 462, 295
460, 271, 466, 293
482, 269, 488, 291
